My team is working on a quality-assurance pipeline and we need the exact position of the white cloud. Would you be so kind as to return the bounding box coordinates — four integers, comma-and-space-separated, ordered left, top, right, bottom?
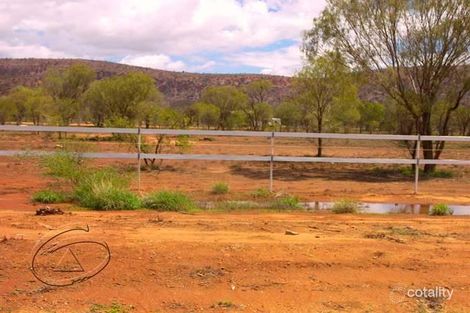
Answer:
120, 54, 186, 71
0, 0, 326, 73
0, 41, 71, 59
192, 60, 216, 71
229, 44, 304, 76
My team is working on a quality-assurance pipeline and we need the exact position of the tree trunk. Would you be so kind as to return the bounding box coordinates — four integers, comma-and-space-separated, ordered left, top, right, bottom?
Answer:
421, 112, 435, 173
317, 138, 322, 157
316, 117, 323, 157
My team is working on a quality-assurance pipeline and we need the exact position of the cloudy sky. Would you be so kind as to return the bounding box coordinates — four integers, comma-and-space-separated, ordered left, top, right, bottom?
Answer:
0, 0, 326, 76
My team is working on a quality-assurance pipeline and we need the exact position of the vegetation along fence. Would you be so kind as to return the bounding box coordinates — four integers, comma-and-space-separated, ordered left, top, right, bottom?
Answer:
1, 125, 469, 194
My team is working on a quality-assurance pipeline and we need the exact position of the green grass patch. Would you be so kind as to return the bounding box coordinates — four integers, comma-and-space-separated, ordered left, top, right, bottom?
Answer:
143, 191, 197, 212
211, 182, 229, 195
331, 199, 360, 214
74, 168, 140, 210
269, 195, 300, 210
429, 203, 454, 216
251, 187, 272, 199
75, 185, 140, 211
89, 302, 132, 313
41, 151, 84, 184
32, 190, 66, 204
40, 153, 141, 211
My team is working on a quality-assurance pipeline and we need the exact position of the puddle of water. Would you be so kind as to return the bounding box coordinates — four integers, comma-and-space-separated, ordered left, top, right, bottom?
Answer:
303, 202, 470, 216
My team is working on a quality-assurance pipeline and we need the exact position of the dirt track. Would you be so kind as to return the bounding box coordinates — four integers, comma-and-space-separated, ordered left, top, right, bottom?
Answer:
0, 210, 469, 313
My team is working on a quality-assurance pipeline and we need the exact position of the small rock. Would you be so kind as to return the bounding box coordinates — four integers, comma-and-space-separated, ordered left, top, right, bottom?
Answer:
285, 230, 299, 236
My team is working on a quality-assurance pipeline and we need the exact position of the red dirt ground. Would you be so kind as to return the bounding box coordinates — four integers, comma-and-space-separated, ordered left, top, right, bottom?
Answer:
0, 211, 469, 313
0, 132, 469, 312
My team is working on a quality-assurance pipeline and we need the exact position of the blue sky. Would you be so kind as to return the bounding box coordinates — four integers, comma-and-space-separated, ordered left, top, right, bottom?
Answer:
0, 0, 326, 76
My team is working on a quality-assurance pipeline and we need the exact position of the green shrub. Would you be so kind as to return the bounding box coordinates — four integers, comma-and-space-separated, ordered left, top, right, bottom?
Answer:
32, 190, 66, 204
211, 182, 229, 195
269, 195, 300, 210
175, 135, 192, 153
41, 152, 83, 184
143, 191, 197, 212
74, 168, 139, 210
75, 183, 140, 210
251, 188, 272, 198
429, 203, 453, 216
331, 199, 360, 214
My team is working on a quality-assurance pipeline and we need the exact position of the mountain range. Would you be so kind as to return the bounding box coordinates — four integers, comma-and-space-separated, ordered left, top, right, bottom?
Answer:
0, 58, 293, 107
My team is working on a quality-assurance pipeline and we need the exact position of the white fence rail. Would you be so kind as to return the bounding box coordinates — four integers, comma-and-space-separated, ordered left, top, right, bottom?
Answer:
1, 125, 469, 193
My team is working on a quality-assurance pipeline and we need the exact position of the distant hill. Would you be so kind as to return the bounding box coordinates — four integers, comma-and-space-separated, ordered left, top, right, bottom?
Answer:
0, 58, 292, 107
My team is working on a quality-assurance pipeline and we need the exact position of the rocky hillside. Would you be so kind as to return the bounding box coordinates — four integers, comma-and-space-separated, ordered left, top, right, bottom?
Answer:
0, 58, 292, 107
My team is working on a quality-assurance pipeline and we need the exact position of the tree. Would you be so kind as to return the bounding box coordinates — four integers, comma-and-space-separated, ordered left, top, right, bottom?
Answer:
304, 0, 470, 172
25, 88, 52, 125
358, 101, 385, 133
136, 100, 161, 129
274, 101, 303, 131
191, 102, 220, 129
293, 52, 358, 156
0, 96, 14, 124
243, 80, 274, 130
453, 106, 470, 136
44, 63, 96, 125
200, 86, 248, 130
83, 72, 159, 126
7, 87, 31, 125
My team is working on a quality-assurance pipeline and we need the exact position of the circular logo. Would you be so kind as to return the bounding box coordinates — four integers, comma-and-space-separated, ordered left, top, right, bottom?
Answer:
31, 225, 111, 287
389, 284, 408, 304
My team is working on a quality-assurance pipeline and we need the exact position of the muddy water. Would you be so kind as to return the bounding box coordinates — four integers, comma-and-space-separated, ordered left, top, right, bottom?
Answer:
304, 201, 470, 215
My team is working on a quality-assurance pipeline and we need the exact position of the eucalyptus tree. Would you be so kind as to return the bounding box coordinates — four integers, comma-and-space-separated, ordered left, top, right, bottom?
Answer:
243, 79, 274, 130
303, 0, 470, 172
293, 52, 359, 156
200, 86, 248, 130
44, 63, 96, 125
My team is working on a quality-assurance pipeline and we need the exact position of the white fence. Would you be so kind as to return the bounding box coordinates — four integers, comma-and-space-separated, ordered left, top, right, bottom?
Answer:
1, 125, 469, 193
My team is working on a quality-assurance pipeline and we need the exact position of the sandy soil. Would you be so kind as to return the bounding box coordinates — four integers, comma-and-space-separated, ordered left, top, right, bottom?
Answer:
0, 210, 469, 313
0, 132, 469, 312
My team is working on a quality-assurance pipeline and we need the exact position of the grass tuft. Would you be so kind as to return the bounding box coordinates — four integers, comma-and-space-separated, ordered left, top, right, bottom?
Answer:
143, 191, 197, 212
251, 187, 272, 199
331, 199, 360, 214
429, 203, 453, 216
89, 302, 131, 313
211, 182, 229, 195
41, 151, 84, 184
269, 195, 300, 210
32, 190, 66, 204
74, 168, 140, 210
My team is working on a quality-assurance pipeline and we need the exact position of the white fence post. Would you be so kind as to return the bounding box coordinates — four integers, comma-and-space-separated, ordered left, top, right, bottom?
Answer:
269, 131, 274, 192
137, 127, 142, 194
414, 134, 421, 194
